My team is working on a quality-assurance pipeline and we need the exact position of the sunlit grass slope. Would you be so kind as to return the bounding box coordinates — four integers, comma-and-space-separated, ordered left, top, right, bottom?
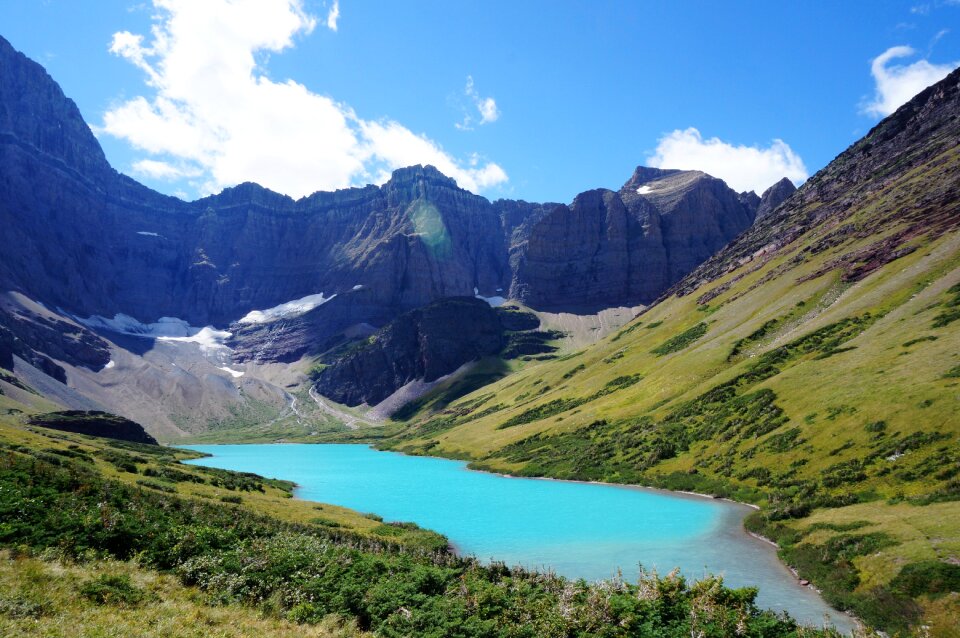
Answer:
0, 550, 368, 638
380, 74, 960, 635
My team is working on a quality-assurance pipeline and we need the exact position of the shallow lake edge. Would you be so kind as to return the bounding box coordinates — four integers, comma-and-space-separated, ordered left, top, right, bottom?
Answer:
178, 441, 861, 633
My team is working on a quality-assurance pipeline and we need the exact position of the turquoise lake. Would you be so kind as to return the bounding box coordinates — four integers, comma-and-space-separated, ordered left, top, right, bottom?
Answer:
183, 443, 854, 632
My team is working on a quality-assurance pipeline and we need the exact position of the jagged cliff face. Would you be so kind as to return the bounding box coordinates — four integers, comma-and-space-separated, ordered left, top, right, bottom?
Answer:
314, 297, 506, 406
505, 168, 761, 312
0, 35, 772, 334
754, 177, 797, 220
0, 38, 509, 326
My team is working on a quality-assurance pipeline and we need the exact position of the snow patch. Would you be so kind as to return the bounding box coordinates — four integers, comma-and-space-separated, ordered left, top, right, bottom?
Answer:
238, 292, 336, 325
476, 294, 507, 307
77, 313, 232, 351
103, 360, 115, 370
636, 185, 654, 195
218, 366, 244, 378
136, 231, 161, 237
80, 313, 196, 338
159, 326, 233, 351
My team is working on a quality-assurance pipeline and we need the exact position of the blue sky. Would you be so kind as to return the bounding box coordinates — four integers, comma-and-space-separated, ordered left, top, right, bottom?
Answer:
1, 1, 958, 203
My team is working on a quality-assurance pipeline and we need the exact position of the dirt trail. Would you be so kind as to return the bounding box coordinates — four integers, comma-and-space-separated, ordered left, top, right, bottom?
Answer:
308, 386, 371, 430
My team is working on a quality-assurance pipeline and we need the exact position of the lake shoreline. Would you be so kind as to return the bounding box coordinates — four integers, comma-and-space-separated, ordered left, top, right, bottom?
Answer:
382, 445, 861, 633
180, 442, 858, 633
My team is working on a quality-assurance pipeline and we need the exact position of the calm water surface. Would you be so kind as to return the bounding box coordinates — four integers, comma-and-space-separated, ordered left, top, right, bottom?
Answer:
183, 443, 854, 632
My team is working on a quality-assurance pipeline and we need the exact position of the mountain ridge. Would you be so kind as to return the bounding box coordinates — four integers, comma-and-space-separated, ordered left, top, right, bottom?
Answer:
0, 32, 777, 329
0, 32, 791, 438
372, 66, 960, 634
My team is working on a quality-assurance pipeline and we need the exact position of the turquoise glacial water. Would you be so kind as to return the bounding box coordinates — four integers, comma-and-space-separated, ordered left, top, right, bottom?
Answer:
183, 443, 854, 632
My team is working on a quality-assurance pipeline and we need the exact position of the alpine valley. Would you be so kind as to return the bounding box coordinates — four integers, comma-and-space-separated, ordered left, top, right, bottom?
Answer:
1, 27, 959, 638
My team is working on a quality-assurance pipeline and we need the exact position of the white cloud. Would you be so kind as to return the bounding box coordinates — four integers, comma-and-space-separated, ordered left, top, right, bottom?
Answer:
646, 128, 808, 194
862, 45, 959, 118
101, 0, 507, 198
326, 0, 339, 31
456, 75, 499, 130
132, 158, 201, 180
358, 120, 507, 191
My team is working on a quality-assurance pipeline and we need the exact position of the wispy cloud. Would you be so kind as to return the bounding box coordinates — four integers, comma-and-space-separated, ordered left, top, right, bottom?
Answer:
861, 45, 959, 118
456, 76, 500, 130
928, 28, 949, 55
326, 0, 339, 32
646, 128, 807, 194
911, 0, 960, 14
101, 0, 507, 198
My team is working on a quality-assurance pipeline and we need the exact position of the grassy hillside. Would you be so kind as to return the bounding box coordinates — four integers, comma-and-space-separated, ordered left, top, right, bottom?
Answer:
0, 415, 842, 637
0, 550, 369, 638
376, 73, 960, 635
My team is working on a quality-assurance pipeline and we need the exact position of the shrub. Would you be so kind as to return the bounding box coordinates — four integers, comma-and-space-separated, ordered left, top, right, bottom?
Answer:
0, 595, 50, 618
890, 560, 960, 596
78, 574, 145, 607
562, 364, 585, 379
864, 421, 886, 433
901, 335, 938, 347
136, 479, 175, 493
651, 323, 708, 356
931, 283, 960, 328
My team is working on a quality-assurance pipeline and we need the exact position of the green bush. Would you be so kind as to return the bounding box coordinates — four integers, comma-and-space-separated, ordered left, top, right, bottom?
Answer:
889, 560, 960, 596
136, 479, 175, 493
931, 283, 960, 328
78, 574, 145, 607
0, 439, 847, 637
651, 322, 708, 356
562, 364, 585, 379
0, 594, 51, 618
864, 421, 887, 433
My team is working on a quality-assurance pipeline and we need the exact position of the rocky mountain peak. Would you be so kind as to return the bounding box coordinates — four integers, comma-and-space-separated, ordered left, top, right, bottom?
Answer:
621, 166, 684, 190
0, 35, 111, 183
197, 181, 295, 208
738, 190, 762, 216
387, 164, 459, 189
1, 35, 768, 351
755, 177, 797, 220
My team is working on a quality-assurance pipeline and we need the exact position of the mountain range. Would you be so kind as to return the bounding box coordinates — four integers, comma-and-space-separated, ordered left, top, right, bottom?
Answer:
1, 31, 959, 635
0, 33, 792, 434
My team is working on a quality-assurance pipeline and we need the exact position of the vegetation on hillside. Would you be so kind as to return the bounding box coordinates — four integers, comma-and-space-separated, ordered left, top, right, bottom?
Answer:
371, 86, 960, 635
0, 421, 841, 637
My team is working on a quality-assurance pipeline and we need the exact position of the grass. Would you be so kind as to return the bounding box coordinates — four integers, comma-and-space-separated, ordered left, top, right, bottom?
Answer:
364, 145, 960, 634
0, 420, 440, 548
0, 550, 368, 638
0, 421, 838, 638
8, 116, 956, 634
